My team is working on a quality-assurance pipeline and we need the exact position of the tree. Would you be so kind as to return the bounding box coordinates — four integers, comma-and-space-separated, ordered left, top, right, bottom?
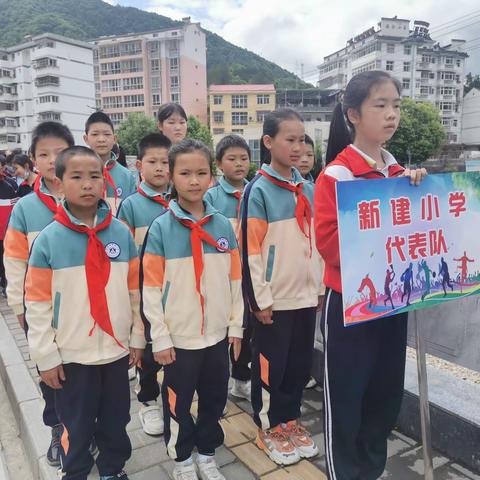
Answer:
387, 98, 447, 165
116, 112, 157, 156
464, 73, 480, 96
187, 115, 214, 150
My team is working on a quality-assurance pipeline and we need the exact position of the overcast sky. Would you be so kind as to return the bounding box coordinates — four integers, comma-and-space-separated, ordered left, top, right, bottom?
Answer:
106, 0, 480, 82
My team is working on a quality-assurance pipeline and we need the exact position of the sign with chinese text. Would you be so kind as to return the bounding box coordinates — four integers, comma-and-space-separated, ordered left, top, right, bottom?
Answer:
336, 172, 480, 326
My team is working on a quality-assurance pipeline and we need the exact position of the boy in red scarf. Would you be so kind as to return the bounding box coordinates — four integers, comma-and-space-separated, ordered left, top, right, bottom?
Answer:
25, 146, 145, 480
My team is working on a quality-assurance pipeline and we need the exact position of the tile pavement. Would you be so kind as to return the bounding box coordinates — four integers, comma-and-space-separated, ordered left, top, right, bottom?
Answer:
0, 298, 479, 480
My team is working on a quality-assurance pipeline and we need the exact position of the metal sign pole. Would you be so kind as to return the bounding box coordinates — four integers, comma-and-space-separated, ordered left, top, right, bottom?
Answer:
414, 311, 434, 480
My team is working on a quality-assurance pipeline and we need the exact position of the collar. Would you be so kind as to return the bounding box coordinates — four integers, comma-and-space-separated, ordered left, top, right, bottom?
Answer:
62, 199, 111, 228
140, 181, 170, 199
39, 177, 57, 198
105, 151, 118, 169
169, 199, 217, 222
349, 144, 398, 170
260, 164, 304, 185
218, 176, 247, 196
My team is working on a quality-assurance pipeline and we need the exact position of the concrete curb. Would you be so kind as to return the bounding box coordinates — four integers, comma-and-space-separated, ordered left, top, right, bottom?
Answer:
0, 312, 51, 480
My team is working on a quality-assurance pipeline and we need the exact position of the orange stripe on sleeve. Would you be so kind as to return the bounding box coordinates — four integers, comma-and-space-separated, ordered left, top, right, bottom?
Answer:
142, 252, 165, 287
24, 266, 52, 302
260, 353, 269, 387
4, 227, 29, 261
167, 386, 177, 416
230, 248, 242, 281
128, 257, 140, 290
247, 218, 268, 256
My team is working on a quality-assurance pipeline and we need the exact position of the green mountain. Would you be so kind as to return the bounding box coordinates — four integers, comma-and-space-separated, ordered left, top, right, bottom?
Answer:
0, 0, 310, 89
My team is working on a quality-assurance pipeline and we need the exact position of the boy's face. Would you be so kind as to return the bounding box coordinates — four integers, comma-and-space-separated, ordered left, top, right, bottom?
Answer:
60, 155, 104, 209
83, 122, 117, 160
34, 137, 71, 182
217, 147, 250, 184
297, 143, 315, 177
137, 147, 170, 190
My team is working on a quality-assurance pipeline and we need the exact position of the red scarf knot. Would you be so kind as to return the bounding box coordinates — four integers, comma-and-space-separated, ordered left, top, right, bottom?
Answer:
137, 186, 169, 209
34, 176, 58, 213
104, 160, 118, 208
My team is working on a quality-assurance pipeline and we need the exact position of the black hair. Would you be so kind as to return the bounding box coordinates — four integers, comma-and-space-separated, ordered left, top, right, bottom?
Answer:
260, 108, 304, 164
12, 153, 34, 171
168, 139, 212, 199
112, 143, 127, 167
85, 111, 114, 134
304, 134, 315, 158
0, 155, 6, 166
55, 146, 102, 180
138, 133, 172, 160
215, 134, 251, 162
325, 71, 401, 164
157, 103, 188, 124
30, 122, 75, 159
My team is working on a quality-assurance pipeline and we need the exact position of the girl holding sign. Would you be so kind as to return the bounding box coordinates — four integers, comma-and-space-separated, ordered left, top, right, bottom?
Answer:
314, 71, 426, 480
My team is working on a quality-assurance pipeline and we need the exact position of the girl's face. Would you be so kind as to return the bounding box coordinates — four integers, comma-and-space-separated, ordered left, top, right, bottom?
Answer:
348, 80, 401, 145
159, 113, 187, 144
172, 151, 211, 205
34, 137, 70, 181
297, 143, 315, 177
13, 163, 28, 179
264, 119, 305, 170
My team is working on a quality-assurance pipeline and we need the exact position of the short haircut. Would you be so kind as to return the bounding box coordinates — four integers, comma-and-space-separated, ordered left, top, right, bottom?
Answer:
85, 111, 114, 134
215, 134, 251, 162
29, 122, 74, 159
157, 102, 188, 124
55, 146, 103, 180
138, 133, 172, 160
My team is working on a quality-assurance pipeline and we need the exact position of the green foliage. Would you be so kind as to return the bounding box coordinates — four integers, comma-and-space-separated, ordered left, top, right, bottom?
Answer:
0, 0, 307, 88
187, 115, 213, 150
387, 98, 447, 165
116, 112, 157, 156
451, 172, 480, 201
247, 163, 259, 181
464, 73, 480, 96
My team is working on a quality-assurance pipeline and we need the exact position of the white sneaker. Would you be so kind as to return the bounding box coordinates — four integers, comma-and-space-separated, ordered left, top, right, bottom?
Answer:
138, 403, 164, 436
305, 377, 317, 389
196, 456, 225, 480
128, 367, 137, 381
230, 379, 251, 401
173, 461, 198, 480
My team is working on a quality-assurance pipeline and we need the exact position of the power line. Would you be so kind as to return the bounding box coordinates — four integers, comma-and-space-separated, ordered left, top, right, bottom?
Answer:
430, 9, 480, 31
431, 18, 480, 39
430, 10, 480, 34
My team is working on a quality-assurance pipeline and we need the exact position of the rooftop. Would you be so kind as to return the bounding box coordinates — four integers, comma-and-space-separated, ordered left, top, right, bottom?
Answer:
209, 84, 275, 93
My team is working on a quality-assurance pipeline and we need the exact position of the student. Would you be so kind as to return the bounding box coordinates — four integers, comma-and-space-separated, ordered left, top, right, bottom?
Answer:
84, 111, 136, 215
25, 146, 145, 480
314, 71, 427, 480
157, 103, 188, 145
204, 134, 252, 401
12, 153, 38, 197
242, 109, 324, 466
117, 132, 171, 436
141, 139, 243, 480
296, 134, 316, 182
4, 121, 74, 467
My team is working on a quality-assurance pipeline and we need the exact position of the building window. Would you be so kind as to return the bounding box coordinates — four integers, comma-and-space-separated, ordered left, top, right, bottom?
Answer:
121, 59, 143, 73
103, 96, 123, 109
99, 45, 120, 58
232, 129, 244, 134
100, 61, 121, 75
213, 95, 222, 105
213, 111, 224, 124
151, 59, 160, 72
33, 57, 57, 69
256, 111, 270, 122
248, 139, 261, 164
151, 77, 161, 90
386, 61, 394, 71
171, 93, 180, 102
152, 94, 161, 106
257, 94, 270, 105
38, 111, 61, 121
453, 119, 458, 127
386, 43, 395, 54
402, 78, 410, 90
35, 75, 60, 87
169, 57, 179, 70
101, 79, 121, 92
119, 40, 142, 56
232, 95, 248, 109
170, 76, 179, 88
124, 94, 144, 107
456, 59, 461, 67
232, 111, 248, 125
404, 45, 411, 55
39, 95, 59, 103
445, 57, 453, 65
440, 87, 454, 95
403, 62, 410, 72
123, 77, 143, 90
213, 128, 224, 135
110, 112, 124, 125
442, 118, 450, 127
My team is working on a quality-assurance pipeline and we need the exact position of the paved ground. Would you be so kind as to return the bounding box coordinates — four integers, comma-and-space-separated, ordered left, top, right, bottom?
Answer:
1, 297, 479, 480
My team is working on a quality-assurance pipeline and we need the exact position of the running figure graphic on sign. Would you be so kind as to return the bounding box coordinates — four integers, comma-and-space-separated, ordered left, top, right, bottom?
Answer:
439, 257, 454, 297
358, 274, 377, 308
454, 251, 474, 291
383, 265, 396, 309
401, 263, 414, 306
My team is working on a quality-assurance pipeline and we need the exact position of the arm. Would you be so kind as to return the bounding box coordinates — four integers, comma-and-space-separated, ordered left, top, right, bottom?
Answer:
227, 229, 244, 339
116, 199, 136, 237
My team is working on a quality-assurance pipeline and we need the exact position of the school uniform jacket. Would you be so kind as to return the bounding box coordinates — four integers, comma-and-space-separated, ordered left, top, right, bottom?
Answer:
241, 164, 324, 313
141, 199, 244, 352
314, 145, 405, 293
117, 181, 170, 251
0, 177, 18, 241
25, 201, 145, 371
105, 158, 137, 215
4, 178, 57, 315
204, 176, 247, 235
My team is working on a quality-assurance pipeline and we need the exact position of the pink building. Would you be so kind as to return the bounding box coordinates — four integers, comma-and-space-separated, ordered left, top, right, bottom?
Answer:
92, 18, 207, 126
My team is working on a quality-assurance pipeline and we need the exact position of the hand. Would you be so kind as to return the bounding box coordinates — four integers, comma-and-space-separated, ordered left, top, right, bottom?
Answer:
317, 295, 325, 312
254, 307, 273, 325
402, 168, 427, 186
154, 347, 176, 365
17, 313, 25, 330
229, 337, 242, 361
129, 347, 143, 368
40, 364, 65, 389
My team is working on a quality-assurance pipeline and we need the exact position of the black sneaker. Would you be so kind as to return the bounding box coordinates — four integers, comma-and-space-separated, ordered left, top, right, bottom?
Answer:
89, 437, 98, 456
100, 471, 129, 480
46, 424, 63, 466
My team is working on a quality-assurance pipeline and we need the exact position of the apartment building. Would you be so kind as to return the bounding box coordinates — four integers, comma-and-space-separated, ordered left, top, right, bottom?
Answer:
461, 88, 480, 148
92, 19, 208, 126
0, 33, 95, 152
318, 17, 468, 143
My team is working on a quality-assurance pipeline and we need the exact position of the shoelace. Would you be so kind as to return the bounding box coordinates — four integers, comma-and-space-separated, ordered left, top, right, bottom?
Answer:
176, 464, 197, 480
268, 429, 291, 447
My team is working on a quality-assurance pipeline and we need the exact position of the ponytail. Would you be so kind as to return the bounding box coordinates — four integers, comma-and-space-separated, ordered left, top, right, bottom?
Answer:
325, 103, 352, 165
260, 136, 271, 165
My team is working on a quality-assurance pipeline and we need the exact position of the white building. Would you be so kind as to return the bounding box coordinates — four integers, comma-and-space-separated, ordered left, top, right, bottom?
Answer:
461, 88, 480, 148
0, 33, 95, 152
318, 17, 468, 143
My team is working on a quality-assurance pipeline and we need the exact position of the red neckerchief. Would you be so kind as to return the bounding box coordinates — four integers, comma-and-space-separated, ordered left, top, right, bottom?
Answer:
33, 176, 57, 213
104, 161, 118, 208
232, 191, 242, 217
54, 204, 125, 349
258, 170, 312, 256
137, 186, 169, 209
170, 209, 230, 335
